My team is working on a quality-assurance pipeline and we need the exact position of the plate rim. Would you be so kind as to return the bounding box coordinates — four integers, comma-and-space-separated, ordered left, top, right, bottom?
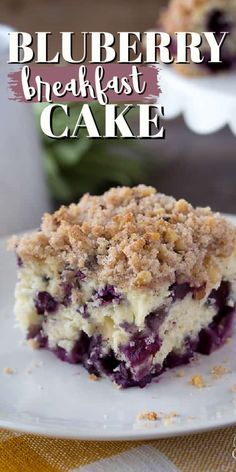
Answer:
0, 414, 235, 441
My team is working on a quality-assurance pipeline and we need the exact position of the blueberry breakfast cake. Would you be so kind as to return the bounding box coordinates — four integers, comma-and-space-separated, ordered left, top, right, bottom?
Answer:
160, 0, 236, 75
10, 186, 236, 388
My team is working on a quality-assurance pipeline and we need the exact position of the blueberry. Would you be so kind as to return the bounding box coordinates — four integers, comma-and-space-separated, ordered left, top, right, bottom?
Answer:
170, 283, 191, 302
121, 334, 161, 367
54, 345, 68, 362
207, 281, 230, 309
77, 304, 90, 319
197, 305, 235, 355
163, 341, 195, 369
36, 332, 48, 348
75, 270, 86, 281
61, 282, 72, 307
119, 322, 137, 334
112, 362, 153, 389
207, 9, 231, 34
17, 256, 23, 268
35, 291, 58, 315
42, 275, 50, 283
204, 9, 234, 72
33, 330, 48, 348
27, 324, 41, 339
112, 362, 137, 388
203, 50, 234, 72
53, 332, 91, 364
93, 284, 122, 306
145, 307, 167, 331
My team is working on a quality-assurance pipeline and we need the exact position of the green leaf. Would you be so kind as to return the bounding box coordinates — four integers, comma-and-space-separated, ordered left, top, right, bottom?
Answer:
34, 101, 148, 203
54, 139, 91, 167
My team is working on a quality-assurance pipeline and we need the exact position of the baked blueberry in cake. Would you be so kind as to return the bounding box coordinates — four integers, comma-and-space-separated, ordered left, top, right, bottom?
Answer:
160, 0, 236, 75
10, 186, 236, 388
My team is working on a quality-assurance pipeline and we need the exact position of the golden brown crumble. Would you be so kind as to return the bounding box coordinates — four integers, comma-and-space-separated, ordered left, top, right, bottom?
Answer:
162, 411, 178, 426
89, 373, 99, 381
27, 338, 40, 350
175, 369, 185, 378
137, 410, 178, 425
190, 375, 206, 388
137, 411, 159, 421
230, 385, 236, 393
210, 365, 229, 380
2, 367, 15, 375
10, 185, 236, 289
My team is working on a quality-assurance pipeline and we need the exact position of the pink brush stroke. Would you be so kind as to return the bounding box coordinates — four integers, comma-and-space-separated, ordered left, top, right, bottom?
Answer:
8, 64, 160, 103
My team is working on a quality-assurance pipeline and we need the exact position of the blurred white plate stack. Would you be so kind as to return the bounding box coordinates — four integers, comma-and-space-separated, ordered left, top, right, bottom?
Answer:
158, 65, 236, 136
0, 25, 50, 237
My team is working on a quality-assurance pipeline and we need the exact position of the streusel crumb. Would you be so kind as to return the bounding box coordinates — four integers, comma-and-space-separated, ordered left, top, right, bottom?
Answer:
89, 373, 99, 381
162, 411, 178, 426
9, 185, 236, 289
190, 375, 206, 389
175, 369, 185, 378
2, 367, 15, 375
210, 365, 229, 380
137, 411, 159, 421
27, 338, 40, 349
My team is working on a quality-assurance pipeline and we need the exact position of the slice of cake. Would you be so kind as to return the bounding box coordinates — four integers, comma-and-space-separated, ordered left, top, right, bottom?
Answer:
159, 0, 236, 75
10, 186, 236, 388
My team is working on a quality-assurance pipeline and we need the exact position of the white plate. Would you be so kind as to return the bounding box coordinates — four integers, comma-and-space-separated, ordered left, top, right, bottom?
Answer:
158, 66, 236, 135
1, 217, 236, 440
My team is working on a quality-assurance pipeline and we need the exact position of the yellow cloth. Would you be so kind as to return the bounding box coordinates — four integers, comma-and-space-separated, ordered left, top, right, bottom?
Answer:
0, 426, 236, 472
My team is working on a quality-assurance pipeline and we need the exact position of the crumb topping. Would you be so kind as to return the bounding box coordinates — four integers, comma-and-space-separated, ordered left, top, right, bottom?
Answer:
175, 369, 185, 378
2, 367, 15, 375
187, 416, 196, 421
190, 375, 206, 388
162, 411, 178, 426
137, 410, 178, 425
89, 373, 99, 381
10, 185, 236, 289
210, 364, 229, 380
27, 338, 40, 350
137, 411, 159, 421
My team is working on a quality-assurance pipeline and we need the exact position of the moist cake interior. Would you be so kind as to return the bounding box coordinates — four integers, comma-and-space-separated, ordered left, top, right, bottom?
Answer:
11, 185, 236, 388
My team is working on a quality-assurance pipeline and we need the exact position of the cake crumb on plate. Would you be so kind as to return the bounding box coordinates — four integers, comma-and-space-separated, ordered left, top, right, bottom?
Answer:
2, 367, 15, 375
175, 369, 185, 378
27, 338, 40, 349
89, 373, 99, 381
137, 411, 159, 421
190, 375, 206, 388
162, 412, 178, 426
210, 365, 229, 380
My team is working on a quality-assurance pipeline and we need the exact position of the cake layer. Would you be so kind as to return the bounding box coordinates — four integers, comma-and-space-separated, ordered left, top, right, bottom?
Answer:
10, 186, 236, 388
15, 261, 236, 387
